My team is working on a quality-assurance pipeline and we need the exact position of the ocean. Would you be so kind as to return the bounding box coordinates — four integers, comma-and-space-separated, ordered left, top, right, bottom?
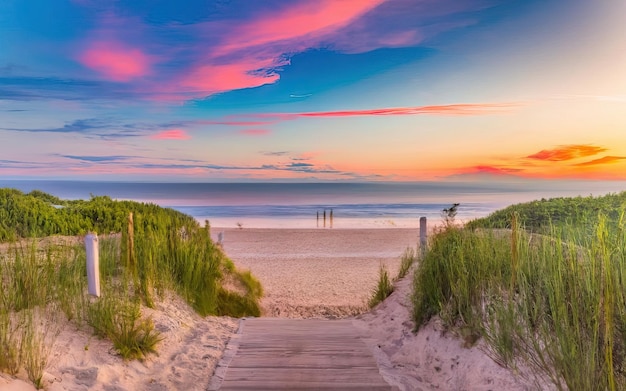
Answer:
1, 180, 625, 228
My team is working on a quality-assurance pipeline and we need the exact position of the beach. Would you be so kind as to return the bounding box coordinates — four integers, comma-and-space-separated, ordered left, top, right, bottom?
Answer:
1, 227, 539, 391
212, 227, 421, 318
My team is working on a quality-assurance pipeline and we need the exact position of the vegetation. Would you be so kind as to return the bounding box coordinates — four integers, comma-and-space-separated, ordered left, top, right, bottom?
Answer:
467, 191, 626, 233
396, 247, 417, 280
0, 188, 263, 387
0, 188, 197, 241
369, 247, 417, 309
369, 264, 394, 308
413, 192, 626, 390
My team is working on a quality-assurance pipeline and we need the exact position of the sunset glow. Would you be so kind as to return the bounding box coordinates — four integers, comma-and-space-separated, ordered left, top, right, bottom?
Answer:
1, 0, 625, 183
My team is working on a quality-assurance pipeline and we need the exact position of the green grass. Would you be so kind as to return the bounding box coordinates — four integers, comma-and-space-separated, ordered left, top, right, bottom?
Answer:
369, 264, 394, 308
0, 193, 264, 387
396, 247, 417, 280
413, 209, 626, 390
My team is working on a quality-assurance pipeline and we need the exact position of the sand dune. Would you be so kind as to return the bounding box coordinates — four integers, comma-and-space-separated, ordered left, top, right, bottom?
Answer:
1, 228, 543, 390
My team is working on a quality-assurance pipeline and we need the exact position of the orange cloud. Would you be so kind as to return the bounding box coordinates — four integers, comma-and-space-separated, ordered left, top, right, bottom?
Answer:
574, 156, 626, 166
527, 144, 607, 161
79, 41, 152, 81
150, 129, 191, 140
239, 129, 271, 136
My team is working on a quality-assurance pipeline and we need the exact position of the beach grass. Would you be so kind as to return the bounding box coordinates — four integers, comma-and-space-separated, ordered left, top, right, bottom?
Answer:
412, 203, 626, 390
369, 264, 394, 308
0, 189, 263, 387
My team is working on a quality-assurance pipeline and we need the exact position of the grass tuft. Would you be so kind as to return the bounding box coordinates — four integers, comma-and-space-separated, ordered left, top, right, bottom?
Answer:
396, 247, 416, 280
369, 264, 394, 308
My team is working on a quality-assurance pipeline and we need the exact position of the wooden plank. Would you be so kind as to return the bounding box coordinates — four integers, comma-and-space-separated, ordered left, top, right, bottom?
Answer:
215, 318, 395, 390
220, 381, 394, 391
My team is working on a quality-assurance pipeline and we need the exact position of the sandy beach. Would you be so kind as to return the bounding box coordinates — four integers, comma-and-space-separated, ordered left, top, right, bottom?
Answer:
212, 227, 421, 318
1, 227, 541, 390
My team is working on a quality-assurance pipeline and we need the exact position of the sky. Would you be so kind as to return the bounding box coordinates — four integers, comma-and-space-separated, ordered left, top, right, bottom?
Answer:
1, 0, 625, 183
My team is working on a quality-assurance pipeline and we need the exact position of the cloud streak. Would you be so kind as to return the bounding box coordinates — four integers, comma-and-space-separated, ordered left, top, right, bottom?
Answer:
255, 103, 517, 120
150, 129, 191, 140
574, 156, 626, 166
527, 145, 607, 161
60, 155, 132, 162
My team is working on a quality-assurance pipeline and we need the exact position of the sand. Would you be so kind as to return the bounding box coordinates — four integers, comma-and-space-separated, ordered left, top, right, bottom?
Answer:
1, 227, 545, 390
213, 228, 420, 318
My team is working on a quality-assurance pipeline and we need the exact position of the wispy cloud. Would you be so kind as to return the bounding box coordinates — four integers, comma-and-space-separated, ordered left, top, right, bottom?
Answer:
452, 165, 524, 177
150, 129, 191, 140
261, 151, 290, 156
60, 155, 131, 162
78, 41, 153, 82
574, 156, 626, 166
527, 144, 607, 161
256, 103, 517, 120
2, 118, 110, 134
0, 76, 131, 101
239, 129, 271, 136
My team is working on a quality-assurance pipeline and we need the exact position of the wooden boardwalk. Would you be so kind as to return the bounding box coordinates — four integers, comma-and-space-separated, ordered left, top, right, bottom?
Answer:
210, 318, 397, 391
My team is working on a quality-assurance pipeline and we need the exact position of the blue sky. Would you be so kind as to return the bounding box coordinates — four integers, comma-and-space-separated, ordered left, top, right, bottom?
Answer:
1, 0, 625, 182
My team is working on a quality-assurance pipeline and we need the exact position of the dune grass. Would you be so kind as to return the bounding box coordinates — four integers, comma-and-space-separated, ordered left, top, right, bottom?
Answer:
0, 206, 262, 387
369, 246, 417, 309
412, 209, 626, 390
369, 264, 394, 308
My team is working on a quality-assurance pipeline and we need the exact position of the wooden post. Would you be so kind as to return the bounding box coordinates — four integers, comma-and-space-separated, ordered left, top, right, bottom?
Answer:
317, 211, 319, 227
323, 210, 326, 228
85, 233, 100, 297
330, 209, 333, 228
218, 231, 224, 248
127, 212, 134, 267
419, 217, 427, 256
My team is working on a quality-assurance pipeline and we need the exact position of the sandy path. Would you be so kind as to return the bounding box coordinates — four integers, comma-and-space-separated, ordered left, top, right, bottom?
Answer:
213, 228, 420, 318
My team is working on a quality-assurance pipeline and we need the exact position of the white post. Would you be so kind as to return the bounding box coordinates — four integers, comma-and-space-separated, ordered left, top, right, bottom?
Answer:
419, 217, 427, 256
85, 233, 101, 297
217, 231, 224, 247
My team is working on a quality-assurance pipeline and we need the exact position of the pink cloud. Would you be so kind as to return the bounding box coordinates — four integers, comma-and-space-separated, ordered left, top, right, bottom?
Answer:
180, 60, 280, 95
257, 103, 516, 120
527, 144, 607, 161
461, 165, 523, 176
218, 0, 386, 54
150, 129, 191, 140
172, 0, 386, 99
79, 41, 152, 81
239, 129, 271, 136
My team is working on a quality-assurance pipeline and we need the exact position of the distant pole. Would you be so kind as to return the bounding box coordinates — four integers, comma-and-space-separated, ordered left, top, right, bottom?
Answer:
85, 233, 101, 297
419, 217, 427, 256
330, 209, 333, 228
317, 211, 319, 228
323, 210, 326, 228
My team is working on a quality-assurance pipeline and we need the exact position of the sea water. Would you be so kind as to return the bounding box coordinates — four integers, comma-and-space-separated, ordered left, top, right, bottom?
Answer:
2, 180, 625, 228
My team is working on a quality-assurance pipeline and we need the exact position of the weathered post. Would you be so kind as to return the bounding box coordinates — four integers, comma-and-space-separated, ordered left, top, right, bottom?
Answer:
217, 231, 224, 248
85, 232, 101, 297
323, 210, 326, 228
127, 212, 134, 267
330, 209, 333, 228
317, 211, 319, 227
419, 217, 427, 256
